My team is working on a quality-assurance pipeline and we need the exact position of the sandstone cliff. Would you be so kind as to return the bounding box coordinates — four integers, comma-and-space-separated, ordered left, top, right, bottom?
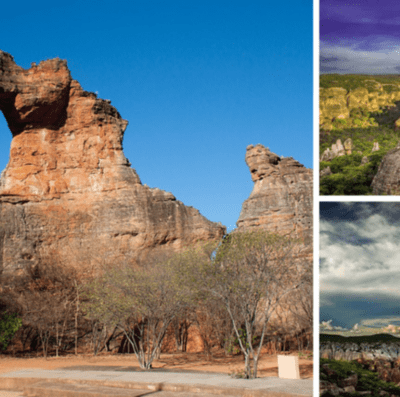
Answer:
0, 51, 225, 275
236, 144, 312, 246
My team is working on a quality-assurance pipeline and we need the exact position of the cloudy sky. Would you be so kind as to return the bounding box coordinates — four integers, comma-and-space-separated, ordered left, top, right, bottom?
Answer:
321, 0, 400, 74
0, 0, 312, 231
320, 202, 400, 329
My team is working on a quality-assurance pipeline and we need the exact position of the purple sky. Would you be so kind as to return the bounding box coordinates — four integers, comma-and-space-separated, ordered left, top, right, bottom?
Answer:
321, 0, 400, 74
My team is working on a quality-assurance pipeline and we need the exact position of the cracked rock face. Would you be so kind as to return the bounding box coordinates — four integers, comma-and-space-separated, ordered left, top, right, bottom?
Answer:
237, 144, 313, 248
0, 51, 225, 275
371, 144, 400, 195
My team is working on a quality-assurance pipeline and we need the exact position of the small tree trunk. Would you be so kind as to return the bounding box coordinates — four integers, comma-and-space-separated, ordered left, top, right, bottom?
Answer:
244, 353, 251, 379
55, 323, 59, 357
75, 281, 79, 355
253, 356, 259, 379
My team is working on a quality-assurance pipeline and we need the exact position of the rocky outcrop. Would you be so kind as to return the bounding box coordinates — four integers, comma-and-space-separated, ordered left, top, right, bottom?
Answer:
371, 143, 400, 195
321, 358, 400, 395
320, 368, 358, 396
320, 138, 378, 163
320, 139, 346, 161
320, 166, 332, 177
0, 51, 225, 275
319, 80, 400, 131
321, 340, 400, 362
236, 144, 312, 246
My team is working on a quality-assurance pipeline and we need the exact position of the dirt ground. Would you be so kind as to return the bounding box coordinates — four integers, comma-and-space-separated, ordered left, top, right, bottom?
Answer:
0, 350, 313, 378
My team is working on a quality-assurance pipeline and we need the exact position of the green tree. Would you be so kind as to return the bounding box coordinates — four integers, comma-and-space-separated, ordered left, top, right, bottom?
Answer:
81, 256, 197, 369
0, 312, 22, 351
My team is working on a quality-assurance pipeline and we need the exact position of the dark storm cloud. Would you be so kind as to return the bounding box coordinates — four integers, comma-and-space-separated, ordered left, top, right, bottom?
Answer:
321, 202, 400, 224
321, 56, 339, 63
321, 1, 400, 32
320, 65, 342, 73
320, 292, 400, 329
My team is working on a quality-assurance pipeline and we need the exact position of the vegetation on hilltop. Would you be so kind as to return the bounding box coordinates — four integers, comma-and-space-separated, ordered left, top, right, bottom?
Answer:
319, 74, 400, 195
320, 333, 400, 345
320, 74, 400, 92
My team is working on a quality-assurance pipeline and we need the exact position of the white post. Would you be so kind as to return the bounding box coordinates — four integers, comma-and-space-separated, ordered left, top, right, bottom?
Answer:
277, 355, 300, 379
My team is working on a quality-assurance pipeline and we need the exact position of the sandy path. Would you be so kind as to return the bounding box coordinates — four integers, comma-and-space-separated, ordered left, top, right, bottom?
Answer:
0, 351, 313, 379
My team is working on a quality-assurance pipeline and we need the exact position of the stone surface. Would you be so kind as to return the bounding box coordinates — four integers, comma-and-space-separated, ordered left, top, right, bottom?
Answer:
371, 143, 400, 195
320, 166, 332, 177
320, 139, 345, 162
361, 156, 369, 165
372, 141, 380, 152
319, 87, 349, 125
0, 51, 225, 275
319, 82, 400, 127
236, 144, 312, 247
344, 138, 353, 155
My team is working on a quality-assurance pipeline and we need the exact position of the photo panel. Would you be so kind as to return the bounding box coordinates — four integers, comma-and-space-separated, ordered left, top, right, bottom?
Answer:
320, 202, 400, 395
319, 0, 400, 196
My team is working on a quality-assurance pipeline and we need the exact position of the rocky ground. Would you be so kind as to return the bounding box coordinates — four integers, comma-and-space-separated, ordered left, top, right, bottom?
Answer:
320, 358, 400, 396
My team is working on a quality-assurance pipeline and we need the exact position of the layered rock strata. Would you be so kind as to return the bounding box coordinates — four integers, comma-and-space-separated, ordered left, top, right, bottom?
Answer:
236, 144, 312, 247
0, 51, 225, 275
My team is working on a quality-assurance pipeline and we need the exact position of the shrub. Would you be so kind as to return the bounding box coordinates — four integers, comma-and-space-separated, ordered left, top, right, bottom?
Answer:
0, 312, 22, 351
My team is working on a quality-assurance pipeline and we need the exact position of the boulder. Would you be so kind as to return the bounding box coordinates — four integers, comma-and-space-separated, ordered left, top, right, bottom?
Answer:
372, 143, 400, 195
332, 139, 345, 157
320, 147, 334, 162
372, 141, 380, 152
320, 166, 332, 177
344, 138, 353, 155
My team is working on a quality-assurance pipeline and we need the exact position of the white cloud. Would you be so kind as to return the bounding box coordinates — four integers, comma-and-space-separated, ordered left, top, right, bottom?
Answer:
361, 317, 400, 327
321, 39, 400, 74
320, 214, 400, 298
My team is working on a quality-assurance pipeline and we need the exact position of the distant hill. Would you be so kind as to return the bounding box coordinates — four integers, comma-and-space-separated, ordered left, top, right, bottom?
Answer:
321, 333, 400, 345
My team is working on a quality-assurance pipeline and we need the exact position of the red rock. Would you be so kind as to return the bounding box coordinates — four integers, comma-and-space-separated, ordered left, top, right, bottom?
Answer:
0, 51, 225, 275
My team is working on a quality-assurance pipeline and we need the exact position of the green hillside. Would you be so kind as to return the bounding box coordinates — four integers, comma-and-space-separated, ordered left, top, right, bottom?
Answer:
320, 333, 400, 345
319, 74, 400, 195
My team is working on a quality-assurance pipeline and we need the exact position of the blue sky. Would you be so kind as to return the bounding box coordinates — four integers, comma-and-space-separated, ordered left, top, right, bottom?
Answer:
321, 0, 400, 74
320, 203, 400, 329
0, 0, 312, 231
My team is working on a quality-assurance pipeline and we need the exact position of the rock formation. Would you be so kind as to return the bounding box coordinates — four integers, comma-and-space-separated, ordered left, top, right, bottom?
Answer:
320, 139, 346, 162
0, 51, 225, 275
321, 340, 400, 361
236, 144, 312, 247
371, 143, 400, 195
320, 82, 400, 130
320, 166, 332, 177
